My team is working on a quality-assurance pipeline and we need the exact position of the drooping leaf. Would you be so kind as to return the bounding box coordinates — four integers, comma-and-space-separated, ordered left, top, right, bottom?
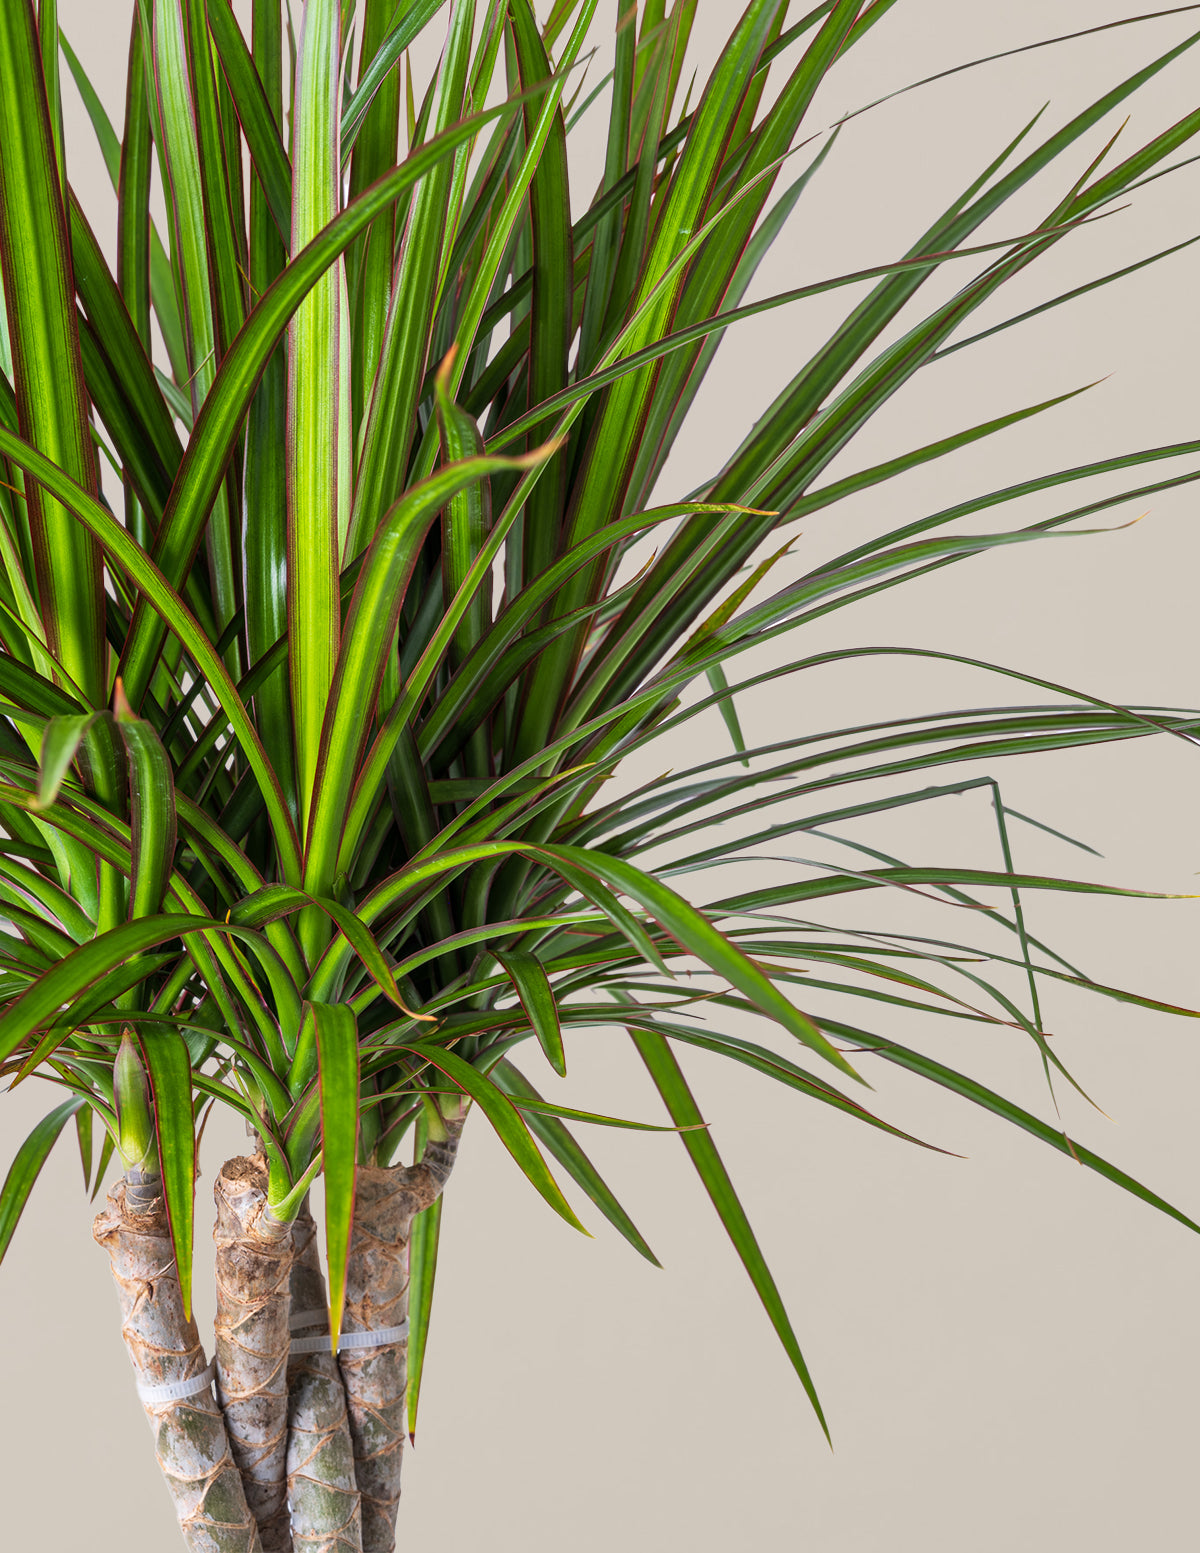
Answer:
0, 1095, 84, 1268
491, 1059, 660, 1264
544, 845, 861, 1082
631, 1024, 829, 1441
137, 1024, 196, 1319
114, 682, 176, 921
495, 947, 565, 1076
312, 1000, 359, 1349
825, 1017, 1200, 1234
405, 1190, 442, 1444
399, 1041, 587, 1233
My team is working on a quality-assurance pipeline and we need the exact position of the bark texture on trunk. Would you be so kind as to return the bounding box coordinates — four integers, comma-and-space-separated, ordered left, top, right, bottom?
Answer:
94, 1179, 263, 1553
287, 1201, 363, 1553
214, 1155, 294, 1553
339, 1125, 462, 1553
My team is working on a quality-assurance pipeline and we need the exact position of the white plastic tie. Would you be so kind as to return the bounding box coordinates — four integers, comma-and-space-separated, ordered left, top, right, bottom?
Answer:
289, 1309, 329, 1332
334, 1323, 409, 1351
289, 1321, 409, 1355
136, 1356, 216, 1405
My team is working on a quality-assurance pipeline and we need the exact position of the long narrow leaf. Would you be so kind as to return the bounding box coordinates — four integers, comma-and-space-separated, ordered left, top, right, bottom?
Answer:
312, 999, 359, 1349
631, 1025, 829, 1441
546, 845, 860, 1082
0, 1094, 83, 1268
400, 1041, 587, 1233
405, 1190, 442, 1443
137, 1024, 196, 1318
0, 0, 103, 704
496, 947, 565, 1076
491, 1058, 660, 1264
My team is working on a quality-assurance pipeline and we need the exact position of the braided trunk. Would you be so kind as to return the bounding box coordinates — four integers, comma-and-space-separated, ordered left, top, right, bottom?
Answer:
94, 1176, 262, 1553
214, 1155, 294, 1552
287, 1200, 363, 1553
340, 1125, 462, 1553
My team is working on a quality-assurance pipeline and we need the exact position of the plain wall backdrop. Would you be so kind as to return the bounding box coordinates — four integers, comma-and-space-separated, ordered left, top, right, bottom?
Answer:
2, 3, 1198, 1548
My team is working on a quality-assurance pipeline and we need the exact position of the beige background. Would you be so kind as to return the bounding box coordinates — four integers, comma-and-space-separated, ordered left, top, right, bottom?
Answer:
2, 2, 1199, 1547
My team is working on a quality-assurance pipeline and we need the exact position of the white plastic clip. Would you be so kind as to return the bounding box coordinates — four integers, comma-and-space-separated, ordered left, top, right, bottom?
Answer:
289, 1321, 409, 1355
136, 1356, 216, 1405
289, 1309, 330, 1332
335, 1323, 409, 1351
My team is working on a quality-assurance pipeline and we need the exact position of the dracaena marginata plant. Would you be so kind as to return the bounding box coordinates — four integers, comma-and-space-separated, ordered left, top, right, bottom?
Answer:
0, 0, 1198, 1548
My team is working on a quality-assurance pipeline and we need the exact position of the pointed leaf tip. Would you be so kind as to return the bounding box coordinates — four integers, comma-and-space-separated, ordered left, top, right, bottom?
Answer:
112, 677, 134, 722
136, 1026, 196, 1320
312, 1002, 360, 1352
435, 341, 459, 394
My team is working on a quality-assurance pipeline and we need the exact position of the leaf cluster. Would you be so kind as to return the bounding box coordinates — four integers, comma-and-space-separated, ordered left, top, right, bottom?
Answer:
0, 0, 1198, 1431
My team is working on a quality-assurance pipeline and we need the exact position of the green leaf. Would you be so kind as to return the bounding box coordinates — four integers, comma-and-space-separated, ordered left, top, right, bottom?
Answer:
0, 0, 104, 705
150, 0, 242, 663
840, 9, 1200, 136
114, 1026, 155, 1168
90, 1128, 116, 1201
304, 445, 559, 906
115, 6, 153, 397
613, 1011, 948, 1153
33, 712, 96, 810
704, 864, 1191, 920
74, 1103, 93, 1191
59, 21, 186, 379
137, 1024, 197, 1319
544, 846, 862, 1083
117, 81, 534, 717
506, 0, 571, 592
0, 421, 303, 883
229, 882, 430, 1017
59, 28, 121, 174
631, 1025, 829, 1441
412, 501, 768, 771
345, 0, 475, 564
346, 0, 403, 440
491, 1059, 660, 1264
312, 1000, 359, 1350
289, 0, 351, 834
505, 1096, 702, 1132
0, 1095, 83, 1268
114, 684, 176, 921
208, 0, 291, 242
72, 193, 182, 520
435, 359, 493, 702
241, 0, 293, 817
486, 223, 1106, 459
405, 1190, 442, 1443
534, 848, 669, 977
0, 912, 271, 1067
513, 0, 819, 755
825, 1018, 1200, 1235
340, 0, 446, 161
399, 1041, 587, 1233
706, 663, 748, 768
180, 0, 247, 364
496, 947, 565, 1076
